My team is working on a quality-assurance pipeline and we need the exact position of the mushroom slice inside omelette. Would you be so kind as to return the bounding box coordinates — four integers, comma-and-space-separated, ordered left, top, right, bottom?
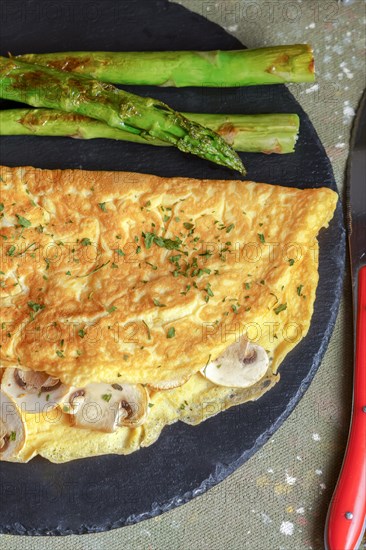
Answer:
0, 390, 26, 461
2, 367, 69, 412
0, 166, 337, 463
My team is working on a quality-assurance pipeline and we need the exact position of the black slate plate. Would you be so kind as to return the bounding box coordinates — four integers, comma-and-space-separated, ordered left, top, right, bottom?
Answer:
0, 0, 345, 535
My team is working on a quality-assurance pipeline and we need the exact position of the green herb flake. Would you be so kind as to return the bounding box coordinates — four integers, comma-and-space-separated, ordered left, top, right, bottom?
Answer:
153, 298, 166, 307
56, 350, 64, 358
0, 203, 4, 212
80, 237, 91, 246
107, 306, 117, 313
7, 245, 16, 257
297, 285, 304, 296
274, 303, 287, 315
288, 258, 295, 266
98, 202, 107, 212
28, 301, 45, 313
226, 223, 235, 233
16, 214, 31, 228
166, 327, 176, 339
102, 393, 112, 403
78, 329, 86, 338
258, 233, 265, 243
10, 431, 16, 441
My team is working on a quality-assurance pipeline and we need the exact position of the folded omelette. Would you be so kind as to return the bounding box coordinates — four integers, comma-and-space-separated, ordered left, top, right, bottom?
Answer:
0, 165, 337, 463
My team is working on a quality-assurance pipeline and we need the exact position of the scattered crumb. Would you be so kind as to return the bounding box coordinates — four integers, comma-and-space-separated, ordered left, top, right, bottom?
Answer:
280, 521, 294, 536
285, 472, 297, 486
315, 469, 323, 475
296, 507, 305, 515
312, 433, 321, 441
261, 512, 272, 525
305, 84, 319, 94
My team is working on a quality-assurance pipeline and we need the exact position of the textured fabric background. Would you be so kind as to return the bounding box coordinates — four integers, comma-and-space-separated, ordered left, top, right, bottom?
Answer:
1, 1, 365, 548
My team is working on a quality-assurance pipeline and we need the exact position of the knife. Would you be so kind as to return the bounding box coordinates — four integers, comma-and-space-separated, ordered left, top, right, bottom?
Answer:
325, 89, 366, 550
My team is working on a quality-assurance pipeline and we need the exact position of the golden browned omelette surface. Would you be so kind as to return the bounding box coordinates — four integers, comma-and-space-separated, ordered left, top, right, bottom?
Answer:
0, 166, 337, 391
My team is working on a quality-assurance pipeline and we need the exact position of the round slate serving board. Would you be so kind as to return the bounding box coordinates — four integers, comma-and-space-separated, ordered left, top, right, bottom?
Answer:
0, 0, 345, 535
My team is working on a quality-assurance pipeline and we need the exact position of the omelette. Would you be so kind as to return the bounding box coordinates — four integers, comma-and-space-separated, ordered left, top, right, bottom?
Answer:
0, 165, 337, 463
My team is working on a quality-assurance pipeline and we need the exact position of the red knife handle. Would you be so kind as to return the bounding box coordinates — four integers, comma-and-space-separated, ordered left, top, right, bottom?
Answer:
325, 264, 366, 550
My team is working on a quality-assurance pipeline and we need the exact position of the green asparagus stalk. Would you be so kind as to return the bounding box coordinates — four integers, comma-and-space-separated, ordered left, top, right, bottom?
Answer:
0, 109, 300, 154
0, 57, 245, 174
16, 45, 315, 87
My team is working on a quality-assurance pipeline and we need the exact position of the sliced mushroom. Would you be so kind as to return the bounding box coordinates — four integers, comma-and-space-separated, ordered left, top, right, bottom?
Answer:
200, 340, 269, 388
148, 374, 190, 391
1, 367, 70, 413
0, 390, 26, 460
64, 382, 149, 433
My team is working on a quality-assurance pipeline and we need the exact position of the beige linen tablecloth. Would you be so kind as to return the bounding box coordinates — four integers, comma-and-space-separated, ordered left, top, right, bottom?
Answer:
1, 1, 365, 548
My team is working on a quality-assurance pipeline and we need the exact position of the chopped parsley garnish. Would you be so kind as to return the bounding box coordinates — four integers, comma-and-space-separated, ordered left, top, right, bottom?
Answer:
107, 306, 117, 313
288, 258, 295, 266
143, 232, 182, 251
0, 203, 4, 212
231, 304, 239, 314
206, 283, 214, 297
116, 248, 125, 256
78, 329, 86, 338
28, 301, 45, 313
245, 282, 251, 290
297, 285, 304, 296
167, 327, 176, 338
183, 222, 194, 230
77, 261, 110, 278
16, 214, 31, 228
10, 431, 16, 441
274, 303, 287, 315
148, 403, 154, 408
98, 202, 107, 212
153, 298, 166, 307
56, 350, 64, 358
80, 237, 91, 246
258, 233, 265, 243
226, 223, 235, 233
102, 393, 112, 402
7, 245, 16, 257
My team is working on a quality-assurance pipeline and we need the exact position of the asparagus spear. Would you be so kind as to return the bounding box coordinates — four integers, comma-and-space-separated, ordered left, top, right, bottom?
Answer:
16, 45, 315, 87
0, 109, 300, 154
0, 57, 245, 174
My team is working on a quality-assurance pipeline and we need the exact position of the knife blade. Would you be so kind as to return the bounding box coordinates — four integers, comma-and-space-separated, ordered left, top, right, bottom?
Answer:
325, 89, 366, 550
348, 89, 366, 318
